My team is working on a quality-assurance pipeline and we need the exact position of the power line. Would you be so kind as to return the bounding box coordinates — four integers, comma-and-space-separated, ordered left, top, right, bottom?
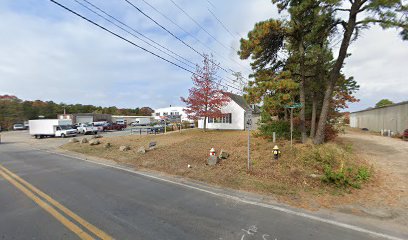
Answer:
207, 8, 236, 40
167, 0, 253, 76
77, 0, 240, 89
122, 0, 233, 78
168, 0, 232, 52
205, 0, 216, 9
206, 7, 253, 73
77, 0, 195, 70
137, 0, 251, 80
137, 0, 248, 76
49, 0, 242, 92
122, 0, 246, 86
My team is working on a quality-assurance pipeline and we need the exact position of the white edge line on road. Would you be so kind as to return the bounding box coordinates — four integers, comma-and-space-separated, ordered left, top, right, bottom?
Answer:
36, 148, 403, 240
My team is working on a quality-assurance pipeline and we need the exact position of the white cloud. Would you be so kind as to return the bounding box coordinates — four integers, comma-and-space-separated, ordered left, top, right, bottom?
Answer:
344, 27, 408, 111
0, 0, 406, 112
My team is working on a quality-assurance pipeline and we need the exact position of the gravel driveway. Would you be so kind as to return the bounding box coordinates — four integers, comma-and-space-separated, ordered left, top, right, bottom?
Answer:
338, 129, 408, 228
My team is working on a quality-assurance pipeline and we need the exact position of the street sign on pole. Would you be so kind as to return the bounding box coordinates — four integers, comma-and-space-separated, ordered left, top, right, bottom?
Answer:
284, 103, 303, 109
284, 103, 302, 147
246, 111, 252, 171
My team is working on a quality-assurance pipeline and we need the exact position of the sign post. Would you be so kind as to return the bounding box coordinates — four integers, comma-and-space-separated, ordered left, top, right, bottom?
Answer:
246, 111, 252, 171
284, 103, 302, 147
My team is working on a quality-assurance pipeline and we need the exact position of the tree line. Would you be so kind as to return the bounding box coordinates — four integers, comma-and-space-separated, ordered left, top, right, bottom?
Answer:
0, 95, 153, 130
239, 0, 407, 144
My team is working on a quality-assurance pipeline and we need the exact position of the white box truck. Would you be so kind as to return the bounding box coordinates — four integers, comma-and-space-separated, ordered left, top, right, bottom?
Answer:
29, 119, 77, 139
131, 118, 151, 126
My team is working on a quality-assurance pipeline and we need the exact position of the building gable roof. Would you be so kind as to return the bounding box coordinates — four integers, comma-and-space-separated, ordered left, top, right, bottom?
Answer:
225, 92, 250, 110
224, 92, 261, 114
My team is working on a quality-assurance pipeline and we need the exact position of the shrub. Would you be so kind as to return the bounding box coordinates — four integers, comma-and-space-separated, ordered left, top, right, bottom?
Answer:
323, 165, 362, 189
324, 124, 339, 142
299, 144, 371, 189
356, 167, 371, 181
321, 162, 371, 189
258, 120, 300, 140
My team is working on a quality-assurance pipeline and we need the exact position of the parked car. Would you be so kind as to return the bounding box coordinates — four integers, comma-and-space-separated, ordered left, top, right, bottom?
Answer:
13, 123, 26, 130
103, 123, 126, 131
92, 121, 108, 132
403, 129, 408, 141
76, 123, 98, 135
150, 125, 164, 133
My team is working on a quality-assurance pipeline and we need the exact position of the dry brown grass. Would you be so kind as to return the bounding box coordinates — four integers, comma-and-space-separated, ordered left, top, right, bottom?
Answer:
62, 129, 375, 209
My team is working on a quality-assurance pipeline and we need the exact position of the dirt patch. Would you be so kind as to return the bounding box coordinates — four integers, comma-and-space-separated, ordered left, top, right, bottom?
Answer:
335, 130, 408, 226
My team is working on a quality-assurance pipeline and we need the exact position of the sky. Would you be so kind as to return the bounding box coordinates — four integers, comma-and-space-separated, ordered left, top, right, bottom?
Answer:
0, 0, 407, 112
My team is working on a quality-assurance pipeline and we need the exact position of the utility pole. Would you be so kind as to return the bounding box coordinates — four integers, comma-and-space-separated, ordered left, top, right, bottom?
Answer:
232, 72, 244, 95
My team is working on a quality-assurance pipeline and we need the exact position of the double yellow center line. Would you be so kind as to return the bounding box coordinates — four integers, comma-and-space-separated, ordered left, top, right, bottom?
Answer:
0, 164, 113, 240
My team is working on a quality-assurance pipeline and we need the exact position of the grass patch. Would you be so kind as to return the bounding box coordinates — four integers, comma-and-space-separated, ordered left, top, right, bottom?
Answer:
62, 129, 373, 201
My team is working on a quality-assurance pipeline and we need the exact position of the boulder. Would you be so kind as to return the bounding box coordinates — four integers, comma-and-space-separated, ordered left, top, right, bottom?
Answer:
80, 138, 88, 144
137, 146, 146, 154
148, 141, 157, 150
119, 145, 130, 151
104, 142, 111, 149
69, 138, 79, 143
219, 150, 229, 159
309, 174, 322, 179
207, 155, 219, 166
90, 134, 103, 139
89, 139, 100, 146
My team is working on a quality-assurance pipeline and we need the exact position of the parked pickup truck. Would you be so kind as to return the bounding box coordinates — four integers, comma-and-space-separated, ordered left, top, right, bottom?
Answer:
103, 123, 126, 131
76, 123, 98, 135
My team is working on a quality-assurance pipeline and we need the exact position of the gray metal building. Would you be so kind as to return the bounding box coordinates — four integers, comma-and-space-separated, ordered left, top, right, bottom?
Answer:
57, 113, 112, 124
350, 101, 408, 134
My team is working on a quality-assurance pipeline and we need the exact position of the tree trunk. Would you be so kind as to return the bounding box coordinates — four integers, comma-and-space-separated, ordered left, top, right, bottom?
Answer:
299, 42, 307, 143
203, 105, 208, 132
313, 1, 359, 144
299, 79, 307, 143
310, 93, 317, 138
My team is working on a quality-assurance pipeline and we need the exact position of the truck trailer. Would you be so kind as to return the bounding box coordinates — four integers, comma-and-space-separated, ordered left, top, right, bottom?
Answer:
131, 118, 151, 126
29, 119, 77, 138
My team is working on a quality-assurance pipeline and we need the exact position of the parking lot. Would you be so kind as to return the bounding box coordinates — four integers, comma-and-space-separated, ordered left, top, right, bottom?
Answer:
0, 129, 138, 150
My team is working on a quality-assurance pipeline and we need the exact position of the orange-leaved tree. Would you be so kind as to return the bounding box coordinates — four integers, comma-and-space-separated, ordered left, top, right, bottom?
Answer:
181, 54, 230, 131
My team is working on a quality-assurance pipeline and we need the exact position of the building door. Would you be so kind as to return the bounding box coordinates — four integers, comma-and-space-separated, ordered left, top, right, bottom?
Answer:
76, 116, 93, 124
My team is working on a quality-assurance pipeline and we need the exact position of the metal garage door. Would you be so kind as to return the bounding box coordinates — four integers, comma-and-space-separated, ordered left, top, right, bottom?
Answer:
76, 116, 93, 124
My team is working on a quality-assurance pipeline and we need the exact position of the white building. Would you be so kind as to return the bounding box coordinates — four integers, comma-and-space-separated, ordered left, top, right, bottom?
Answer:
153, 106, 191, 122
198, 93, 260, 130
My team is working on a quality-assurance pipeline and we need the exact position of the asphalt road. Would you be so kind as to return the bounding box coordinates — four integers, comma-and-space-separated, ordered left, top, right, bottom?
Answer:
0, 142, 404, 240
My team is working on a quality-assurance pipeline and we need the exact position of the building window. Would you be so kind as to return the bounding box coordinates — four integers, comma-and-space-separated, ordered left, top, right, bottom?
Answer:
207, 114, 232, 124
163, 112, 168, 116
155, 113, 160, 116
